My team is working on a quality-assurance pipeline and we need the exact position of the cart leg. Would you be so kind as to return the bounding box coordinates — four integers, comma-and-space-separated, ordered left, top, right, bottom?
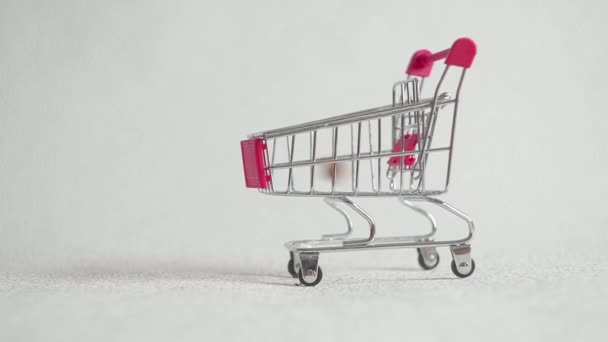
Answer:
412, 197, 475, 278
398, 198, 440, 269
398, 198, 438, 241
340, 198, 376, 246
320, 197, 376, 246
321, 197, 354, 240
293, 252, 323, 286
411, 196, 475, 245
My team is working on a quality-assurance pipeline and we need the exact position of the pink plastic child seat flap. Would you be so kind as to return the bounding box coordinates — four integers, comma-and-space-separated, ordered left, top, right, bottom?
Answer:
387, 133, 419, 167
240, 138, 271, 189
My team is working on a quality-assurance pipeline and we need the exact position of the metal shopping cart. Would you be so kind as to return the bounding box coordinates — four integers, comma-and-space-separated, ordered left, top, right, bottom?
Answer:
240, 38, 477, 286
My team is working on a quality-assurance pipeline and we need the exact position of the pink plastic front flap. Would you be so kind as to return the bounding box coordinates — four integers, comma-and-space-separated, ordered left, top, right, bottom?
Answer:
241, 138, 271, 189
406, 37, 477, 77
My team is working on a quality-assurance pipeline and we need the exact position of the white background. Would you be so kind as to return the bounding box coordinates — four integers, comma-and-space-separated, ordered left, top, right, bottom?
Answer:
1, 0, 607, 341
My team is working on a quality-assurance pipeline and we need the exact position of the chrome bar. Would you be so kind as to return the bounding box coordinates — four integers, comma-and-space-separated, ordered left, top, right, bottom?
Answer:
331, 126, 338, 194
445, 69, 467, 190
377, 118, 381, 193
268, 147, 450, 170
398, 198, 437, 241
354, 122, 362, 194
321, 197, 354, 240
287, 135, 295, 192
250, 97, 454, 139
339, 197, 376, 246
309, 130, 317, 194
368, 120, 376, 192
285, 197, 473, 253
265, 190, 445, 197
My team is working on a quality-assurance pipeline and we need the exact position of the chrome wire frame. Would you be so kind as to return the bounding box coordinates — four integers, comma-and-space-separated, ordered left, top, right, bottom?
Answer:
253, 70, 464, 198
284, 196, 473, 254
250, 65, 474, 258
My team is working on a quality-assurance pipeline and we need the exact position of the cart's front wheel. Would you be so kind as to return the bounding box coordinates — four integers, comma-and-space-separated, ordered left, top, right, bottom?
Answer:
417, 248, 440, 270
451, 259, 475, 278
287, 258, 298, 278
298, 266, 323, 287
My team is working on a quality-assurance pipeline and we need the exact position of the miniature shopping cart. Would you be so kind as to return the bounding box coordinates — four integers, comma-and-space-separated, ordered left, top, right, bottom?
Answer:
240, 38, 477, 286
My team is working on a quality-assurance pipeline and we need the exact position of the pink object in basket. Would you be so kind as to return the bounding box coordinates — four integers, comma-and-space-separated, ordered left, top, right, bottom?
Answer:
240, 138, 271, 189
387, 133, 419, 167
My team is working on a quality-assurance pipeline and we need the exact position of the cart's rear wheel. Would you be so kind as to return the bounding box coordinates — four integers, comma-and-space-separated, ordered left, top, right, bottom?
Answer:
451, 259, 475, 278
298, 266, 323, 287
417, 248, 440, 270
287, 258, 298, 278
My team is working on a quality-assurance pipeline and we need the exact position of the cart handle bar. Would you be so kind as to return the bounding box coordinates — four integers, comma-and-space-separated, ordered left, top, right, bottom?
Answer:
406, 37, 476, 78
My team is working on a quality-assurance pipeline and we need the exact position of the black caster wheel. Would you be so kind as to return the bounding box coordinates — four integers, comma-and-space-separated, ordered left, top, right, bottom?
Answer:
417, 248, 440, 270
451, 259, 475, 278
298, 266, 323, 287
287, 258, 298, 278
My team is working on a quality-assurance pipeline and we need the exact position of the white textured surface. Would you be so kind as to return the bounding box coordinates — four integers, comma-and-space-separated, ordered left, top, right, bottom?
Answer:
2, 240, 608, 342
2, 0, 608, 341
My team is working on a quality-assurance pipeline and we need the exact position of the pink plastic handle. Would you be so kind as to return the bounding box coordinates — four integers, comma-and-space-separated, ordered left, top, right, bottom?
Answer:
406, 38, 477, 78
